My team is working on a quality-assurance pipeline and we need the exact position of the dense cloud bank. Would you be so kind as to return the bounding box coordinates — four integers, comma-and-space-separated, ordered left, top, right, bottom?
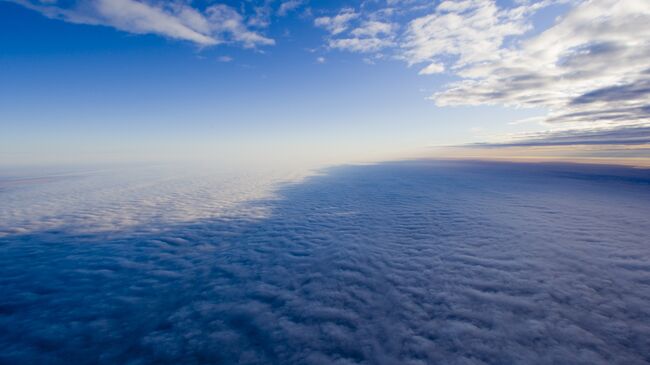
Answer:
1, 161, 650, 364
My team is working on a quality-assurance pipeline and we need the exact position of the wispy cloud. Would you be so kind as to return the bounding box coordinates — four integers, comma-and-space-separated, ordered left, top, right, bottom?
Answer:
316, 14, 397, 53
277, 0, 303, 17
10, 0, 274, 47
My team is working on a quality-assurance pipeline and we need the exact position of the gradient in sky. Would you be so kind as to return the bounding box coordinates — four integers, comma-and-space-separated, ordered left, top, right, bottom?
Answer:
1, 0, 649, 166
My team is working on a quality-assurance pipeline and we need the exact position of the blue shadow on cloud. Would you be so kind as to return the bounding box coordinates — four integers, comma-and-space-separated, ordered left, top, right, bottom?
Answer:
1, 160, 650, 364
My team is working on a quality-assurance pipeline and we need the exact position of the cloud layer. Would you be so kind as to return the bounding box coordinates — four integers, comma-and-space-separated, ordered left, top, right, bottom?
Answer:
1, 161, 650, 364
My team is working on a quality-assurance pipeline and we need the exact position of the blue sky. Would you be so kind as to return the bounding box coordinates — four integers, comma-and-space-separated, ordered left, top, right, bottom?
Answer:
1, 0, 649, 166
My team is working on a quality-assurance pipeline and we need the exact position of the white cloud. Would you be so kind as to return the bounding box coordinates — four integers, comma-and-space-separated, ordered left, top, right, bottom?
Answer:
418, 62, 444, 75
316, 56, 326, 64
432, 0, 650, 128
10, 0, 274, 48
314, 8, 358, 35
350, 20, 394, 38
206, 4, 274, 48
402, 0, 530, 68
320, 18, 396, 53
328, 37, 393, 53
278, 0, 303, 16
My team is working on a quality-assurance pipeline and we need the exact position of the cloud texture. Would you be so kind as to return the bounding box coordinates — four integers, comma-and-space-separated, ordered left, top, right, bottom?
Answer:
1, 161, 650, 364
431, 0, 650, 128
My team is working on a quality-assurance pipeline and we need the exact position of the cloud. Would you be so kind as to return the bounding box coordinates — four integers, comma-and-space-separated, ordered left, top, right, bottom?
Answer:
319, 19, 396, 53
315, 0, 650, 147
1, 161, 650, 363
402, 0, 531, 67
328, 36, 393, 53
350, 20, 394, 38
206, 4, 274, 48
431, 0, 650, 128
466, 125, 650, 147
9, 0, 274, 47
277, 0, 303, 17
314, 8, 358, 35
418, 62, 444, 75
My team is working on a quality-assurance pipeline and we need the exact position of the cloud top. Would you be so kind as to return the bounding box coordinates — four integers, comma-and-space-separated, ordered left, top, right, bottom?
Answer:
1, 161, 650, 364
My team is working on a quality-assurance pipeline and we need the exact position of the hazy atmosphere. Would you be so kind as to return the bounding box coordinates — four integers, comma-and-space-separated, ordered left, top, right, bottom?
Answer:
1, 0, 649, 364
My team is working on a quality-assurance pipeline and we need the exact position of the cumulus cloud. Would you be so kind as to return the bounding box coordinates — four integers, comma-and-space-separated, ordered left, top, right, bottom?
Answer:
9, 0, 274, 47
1, 161, 650, 364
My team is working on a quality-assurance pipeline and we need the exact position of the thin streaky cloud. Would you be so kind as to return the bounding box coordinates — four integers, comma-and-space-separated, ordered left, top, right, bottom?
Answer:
9, 0, 274, 47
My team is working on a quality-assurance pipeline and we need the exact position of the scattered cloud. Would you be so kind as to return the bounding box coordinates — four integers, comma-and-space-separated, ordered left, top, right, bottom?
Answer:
316, 56, 325, 64
217, 55, 233, 62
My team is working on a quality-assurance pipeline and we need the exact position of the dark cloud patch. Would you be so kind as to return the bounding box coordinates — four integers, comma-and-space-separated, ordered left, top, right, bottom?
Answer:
571, 80, 650, 105
1, 161, 650, 364
466, 126, 650, 148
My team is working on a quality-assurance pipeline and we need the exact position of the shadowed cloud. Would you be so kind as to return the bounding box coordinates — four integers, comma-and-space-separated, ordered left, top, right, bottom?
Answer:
465, 126, 650, 148
1, 161, 650, 364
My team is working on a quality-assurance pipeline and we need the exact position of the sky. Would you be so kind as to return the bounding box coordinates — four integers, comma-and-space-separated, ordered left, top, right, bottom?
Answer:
1, 0, 649, 167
